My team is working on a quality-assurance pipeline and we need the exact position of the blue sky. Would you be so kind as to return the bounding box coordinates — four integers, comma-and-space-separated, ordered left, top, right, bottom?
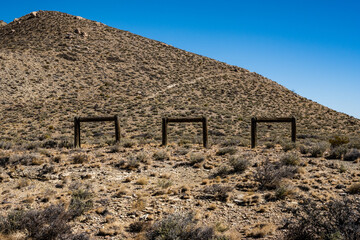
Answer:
2, 0, 359, 118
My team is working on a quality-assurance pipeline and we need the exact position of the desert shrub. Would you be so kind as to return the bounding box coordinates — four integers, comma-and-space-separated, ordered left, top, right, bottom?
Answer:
265, 142, 275, 149
146, 212, 218, 240
347, 139, 360, 150
109, 144, 121, 153
283, 198, 360, 240
212, 165, 231, 178
348, 183, 360, 194
122, 139, 136, 148
204, 184, 233, 202
329, 135, 349, 149
189, 152, 205, 165
229, 155, 250, 173
42, 140, 57, 149
220, 138, 241, 147
255, 159, 297, 190
0, 141, 12, 150
280, 153, 301, 166
0, 205, 89, 240
326, 146, 347, 160
274, 184, 295, 200
281, 142, 297, 152
344, 149, 360, 161
309, 142, 329, 157
128, 221, 150, 233
136, 151, 151, 164
157, 179, 173, 189
0, 155, 9, 167
58, 139, 72, 149
10, 153, 42, 166
299, 144, 310, 154
153, 150, 170, 161
216, 147, 237, 156
115, 157, 141, 170
68, 189, 93, 218
72, 154, 89, 164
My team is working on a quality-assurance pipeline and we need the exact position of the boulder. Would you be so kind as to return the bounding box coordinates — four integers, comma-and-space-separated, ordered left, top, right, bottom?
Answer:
0, 20, 7, 27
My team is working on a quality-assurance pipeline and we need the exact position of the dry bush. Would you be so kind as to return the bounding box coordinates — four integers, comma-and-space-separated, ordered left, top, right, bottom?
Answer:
0, 205, 89, 240
216, 147, 237, 156
348, 183, 360, 194
309, 142, 329, 157
10, 153, 42, 166
283, 198, 360, 240
146, 212, 225, 240
280, 152, 301, 166
204, 184, 233, 202
189, 152, 205, 166
344, 149, 360, 161
229, 155, 250, 173
255, 159, 297, 190
69, 188, 94, 218
72, 154, 90, 164
326, 146, 347, 160
153, 150, 170, 161
281, 142, 297, 152
0, 141, 12, 150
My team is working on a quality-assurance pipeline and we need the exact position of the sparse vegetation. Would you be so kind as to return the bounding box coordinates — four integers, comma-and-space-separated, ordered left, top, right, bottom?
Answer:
0, 205, 89, 240
153, 150, 170, 161
255, 159, 297, 189
229, 155, 250, 173
146, 212, 223, 240
284, 198, 360, 240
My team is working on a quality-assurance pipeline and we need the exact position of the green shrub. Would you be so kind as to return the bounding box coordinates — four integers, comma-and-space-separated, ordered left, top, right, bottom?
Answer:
329, 136, 349, 148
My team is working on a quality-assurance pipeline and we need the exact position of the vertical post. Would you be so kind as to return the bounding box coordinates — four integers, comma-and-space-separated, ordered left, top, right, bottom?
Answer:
251, 117, 257, 148
202, 117, 208, 148
74, 117, 78, 148
291, 117, 296, 143
162, 118, 168, 146
114, 115, 121, 143
74, 117, 81, 148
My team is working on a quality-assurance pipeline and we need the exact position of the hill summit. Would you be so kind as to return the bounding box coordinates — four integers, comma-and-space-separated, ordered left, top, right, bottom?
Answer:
0, 10, 359, 146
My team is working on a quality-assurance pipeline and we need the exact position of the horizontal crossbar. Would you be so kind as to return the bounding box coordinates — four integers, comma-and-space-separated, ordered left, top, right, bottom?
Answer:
166, 117, 205, 123
254, 117, 295, 123
78, 116, 116, 122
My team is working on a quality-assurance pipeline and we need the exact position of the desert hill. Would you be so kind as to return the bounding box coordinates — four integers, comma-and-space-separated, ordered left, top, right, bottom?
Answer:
0, 10, 359, 147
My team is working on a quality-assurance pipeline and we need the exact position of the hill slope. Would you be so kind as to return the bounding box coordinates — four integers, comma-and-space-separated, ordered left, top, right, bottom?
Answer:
0, 10, 359, 146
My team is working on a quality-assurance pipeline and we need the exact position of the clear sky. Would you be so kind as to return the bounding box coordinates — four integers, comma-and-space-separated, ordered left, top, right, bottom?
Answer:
1, 0, 359, 118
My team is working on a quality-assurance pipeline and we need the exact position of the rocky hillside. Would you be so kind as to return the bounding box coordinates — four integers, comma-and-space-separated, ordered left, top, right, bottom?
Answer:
0, 11, 358, 147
